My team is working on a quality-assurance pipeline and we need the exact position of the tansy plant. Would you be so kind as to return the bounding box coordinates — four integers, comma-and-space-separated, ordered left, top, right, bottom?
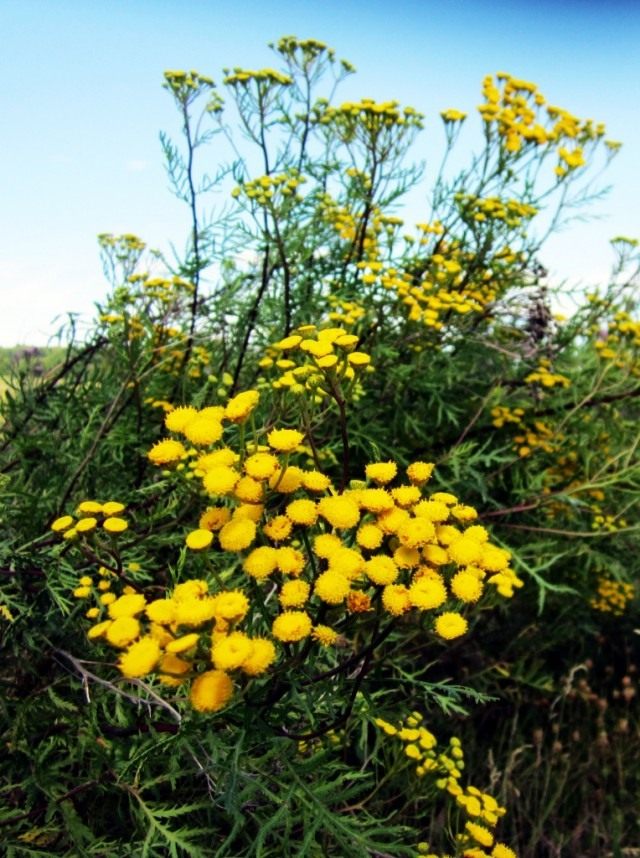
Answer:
53, 381, 522, 722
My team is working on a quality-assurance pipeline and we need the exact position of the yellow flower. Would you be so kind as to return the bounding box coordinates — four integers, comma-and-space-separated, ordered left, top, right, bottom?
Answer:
225, 389, 259, 423
203, 465, 240, 496
219, 518, 256, 552
173, 579, 208, 601
233, 503, 263, 522
272, 610, 312, 642
328, 546, 364, 579
434, 612, 468, 640
451, 571, 484, 602
348, 352, 370, 367
87, 620, 112, 640
199, 506, 231, 531
190, 670, 233, 712
164, 406, 198, 433
313, 533, 343, 558
318, 495, 360, 529
241, 638, 277, 675
300, 470, 332, 492
365, 461, 397, 484
119, 636, 161, 678
234, 476, 264, 504
166, 633, 200, 653
409, 575, 447, 610
286, 498, 318, 526
73, 586, 91, 598
102, 500, 126, 516
422, 543, 449, 566
314, 570, 350, 604
106, 616, 141, 648
414, 500, 449, 522
183, 416, 223, 446
77, 500, 103, 515
159, 652, 191, 677
267, 428, 305, 452
76, 517, 98, 533
108, 594, 146, 619
212, 590, 250, 621
356, 522, 384, 550
466, 821, 494, 848
103, 517, 128, 534
479, 544, 511, 571
358, 488, 394, 513
211, 632, 253, 670
243, 546, 279, 579
364, 555, 399, 586
51, 515, 74, 533
276, 546, 305, 576
391, 485, 421, 507
174, 596, 217, 627
274, 334, 303, 350
406, 461, 434, 485
244, 452, 279, 480
263, 514, 293, 543
279, 579, 311, 608
393, 546, 421, 568
397, 516, 436, 548
382, 584, 412, 615
148, 438, 187, 465
185, 529, 214, 551
144, 598, 175, 625
492, 844, 517, 858
312, 624, 338, 646
197, 448, 239, 469
268, 466, 303, 493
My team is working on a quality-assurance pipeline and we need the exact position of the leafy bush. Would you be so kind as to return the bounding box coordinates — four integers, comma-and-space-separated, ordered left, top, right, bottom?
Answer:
1, 36, 638, 858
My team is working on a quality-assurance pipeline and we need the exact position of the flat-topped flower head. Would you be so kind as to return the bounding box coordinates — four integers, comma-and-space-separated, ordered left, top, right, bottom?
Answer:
190, 670, 233, 713
272, 610, 312, 642
318, 495, 360, 529
165, 406, 199, 433
434, 612, 468, 640
267, 427, 305, 452
148, 439, 187, 465
225, 389, 259, 423
365, 461, 397, 484
185, 529, 214, 551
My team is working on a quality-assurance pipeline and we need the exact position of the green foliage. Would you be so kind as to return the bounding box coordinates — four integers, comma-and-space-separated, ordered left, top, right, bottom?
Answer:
1, 36, 639, 858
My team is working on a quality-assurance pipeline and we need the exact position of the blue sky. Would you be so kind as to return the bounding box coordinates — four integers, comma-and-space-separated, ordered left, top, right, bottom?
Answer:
1, 0, 639, 345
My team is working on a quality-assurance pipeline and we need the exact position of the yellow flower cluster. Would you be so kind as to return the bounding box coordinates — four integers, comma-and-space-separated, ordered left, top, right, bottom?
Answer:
512, 419, 556, 458
51, 500, 129, 541
258, 322, 373, 401
590, 577, 635, 615
375, 712, 516, 858
66, 383, 522, 715
490, 406, 524, 428
455, 193, 538, 228
524, 360, 570, 388
591, 508, 628, 533
477, 72, 605, 176
440, 108, 467, 124
163, 70, 223, 112
223, 67, 293, 87
316, 98, 424, 132
274, 36, 335, 64
593, 311, 640, 376
232, 171, 307, 207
